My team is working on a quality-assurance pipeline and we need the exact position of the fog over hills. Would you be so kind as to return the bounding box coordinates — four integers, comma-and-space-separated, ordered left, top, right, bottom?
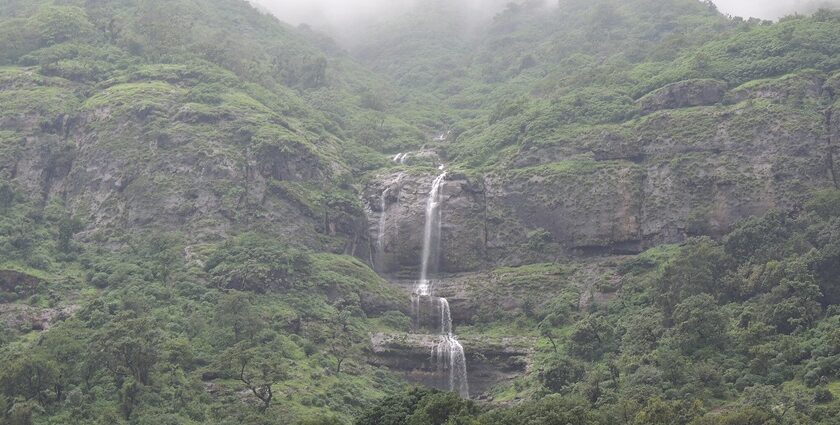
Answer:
252, 0, 840, 31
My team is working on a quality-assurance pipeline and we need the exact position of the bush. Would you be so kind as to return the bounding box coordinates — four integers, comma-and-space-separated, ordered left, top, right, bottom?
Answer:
538, 355, 585, 393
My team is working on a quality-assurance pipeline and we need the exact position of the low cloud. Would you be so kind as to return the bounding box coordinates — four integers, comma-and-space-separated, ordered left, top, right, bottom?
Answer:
250, 0, 840, 35
713, 0, 840, 19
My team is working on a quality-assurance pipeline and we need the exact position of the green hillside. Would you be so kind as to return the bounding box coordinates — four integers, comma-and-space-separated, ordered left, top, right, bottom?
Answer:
0, 0, 839, 424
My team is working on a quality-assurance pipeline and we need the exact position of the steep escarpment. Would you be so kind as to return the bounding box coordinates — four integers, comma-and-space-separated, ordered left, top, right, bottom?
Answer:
366, 70, 839, 275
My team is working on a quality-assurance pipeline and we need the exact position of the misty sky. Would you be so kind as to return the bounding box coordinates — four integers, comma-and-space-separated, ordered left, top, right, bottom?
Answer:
252, 0, 840, 27
714, 0, 840, 19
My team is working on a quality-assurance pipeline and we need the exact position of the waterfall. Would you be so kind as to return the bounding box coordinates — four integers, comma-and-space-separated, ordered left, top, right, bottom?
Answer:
411, 171, 470, 398
431, 335, 469, 398
420, 172, 446, 283
440, 297, 452, 335
377, 188, 389, 253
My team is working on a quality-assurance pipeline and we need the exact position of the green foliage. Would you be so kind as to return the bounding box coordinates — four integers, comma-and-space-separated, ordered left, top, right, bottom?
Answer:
205, 233, 312, 293
538, 355, 586, 394
2, 0, 840, 423
806, 189, 840, 219
355, 388, 479, 425
31, 6, 95, 47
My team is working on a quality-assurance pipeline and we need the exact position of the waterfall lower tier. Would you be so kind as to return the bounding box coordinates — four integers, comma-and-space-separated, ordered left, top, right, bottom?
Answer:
432, 334, 469, 398
439, 298, 452, 335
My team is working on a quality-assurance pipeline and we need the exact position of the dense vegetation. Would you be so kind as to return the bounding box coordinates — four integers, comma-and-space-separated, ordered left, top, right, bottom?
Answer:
0, 0, 839, 424
355, 189, 840, 424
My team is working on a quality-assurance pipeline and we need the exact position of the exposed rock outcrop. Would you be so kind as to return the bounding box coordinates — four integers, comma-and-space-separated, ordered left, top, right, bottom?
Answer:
637, 79, 727, 114
0, 269, 42, 301
0, 303, 79, 331
366, 71, 835, 273
369, 332, 533, 398
367, 172, 486, 276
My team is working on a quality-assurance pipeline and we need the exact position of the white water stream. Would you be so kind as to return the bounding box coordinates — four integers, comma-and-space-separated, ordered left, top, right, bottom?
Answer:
374, 167, 469, 397
413, 171, 469, 398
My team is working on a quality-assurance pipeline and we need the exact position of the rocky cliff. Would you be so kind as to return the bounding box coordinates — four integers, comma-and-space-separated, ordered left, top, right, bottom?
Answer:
366, 70, 839, 274
0, 66, 371, 254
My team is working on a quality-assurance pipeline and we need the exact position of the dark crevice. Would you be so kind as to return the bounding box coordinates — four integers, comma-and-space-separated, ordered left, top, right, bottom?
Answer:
827, 108, 839, 189
481, 177, 488, 255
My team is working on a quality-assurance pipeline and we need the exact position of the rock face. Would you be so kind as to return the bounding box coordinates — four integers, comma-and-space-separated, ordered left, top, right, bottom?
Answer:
369, 332, 533, 398
0, 67, 366, 253
366, 71, 838, 273
0, 303, 79, 331
636, 79, 727, 114
0, 270, 42, 301
367, 172, 486, 276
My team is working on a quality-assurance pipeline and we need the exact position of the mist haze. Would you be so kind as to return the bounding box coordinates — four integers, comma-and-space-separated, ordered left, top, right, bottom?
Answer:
252, 0, 840, 30
714, 0, 840, 19
249, 0, 522, 43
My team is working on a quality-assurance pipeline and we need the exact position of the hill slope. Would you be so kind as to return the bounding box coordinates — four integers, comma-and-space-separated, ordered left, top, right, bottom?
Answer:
0, 0, 839, 424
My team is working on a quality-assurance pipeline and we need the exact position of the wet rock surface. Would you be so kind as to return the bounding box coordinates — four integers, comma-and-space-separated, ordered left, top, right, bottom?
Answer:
369, 332, 533, 398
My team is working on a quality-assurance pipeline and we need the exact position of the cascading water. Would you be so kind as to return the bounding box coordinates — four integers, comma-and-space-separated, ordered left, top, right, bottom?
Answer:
420, 172, 446, 283
410, 171, 469, 398
377, 188, 389, 252
439, 297, 452, 335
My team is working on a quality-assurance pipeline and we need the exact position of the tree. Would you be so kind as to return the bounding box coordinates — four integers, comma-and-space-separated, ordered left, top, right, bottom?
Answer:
672, 294, 727, 353
135, 233, 182, 285
302, 56, 327, 88
56, 213, 83, 253
480, 394, 594, 425
405, 391, 478, 425
742, 384, 811, 422
724, 211, 792, 266
689, 407, 776, 425
538, 318, 559, 353
633, 398, 702, 425
355, 387, 437, 425
216, 291, 264, 343
94, 314, 162, 386
0, 354, 58, 406
765, 273, 822, 334
327, 302, 359, 375
38, 328, 86, 403
656, 238, 727, 319
538, 355, 585, 394
621, 308, 665, 355
222, 342, 287, 412
205, 234, 311, 293
568, 315, 615, 360
6, 398, 42, 425
30, 6, 95, 47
